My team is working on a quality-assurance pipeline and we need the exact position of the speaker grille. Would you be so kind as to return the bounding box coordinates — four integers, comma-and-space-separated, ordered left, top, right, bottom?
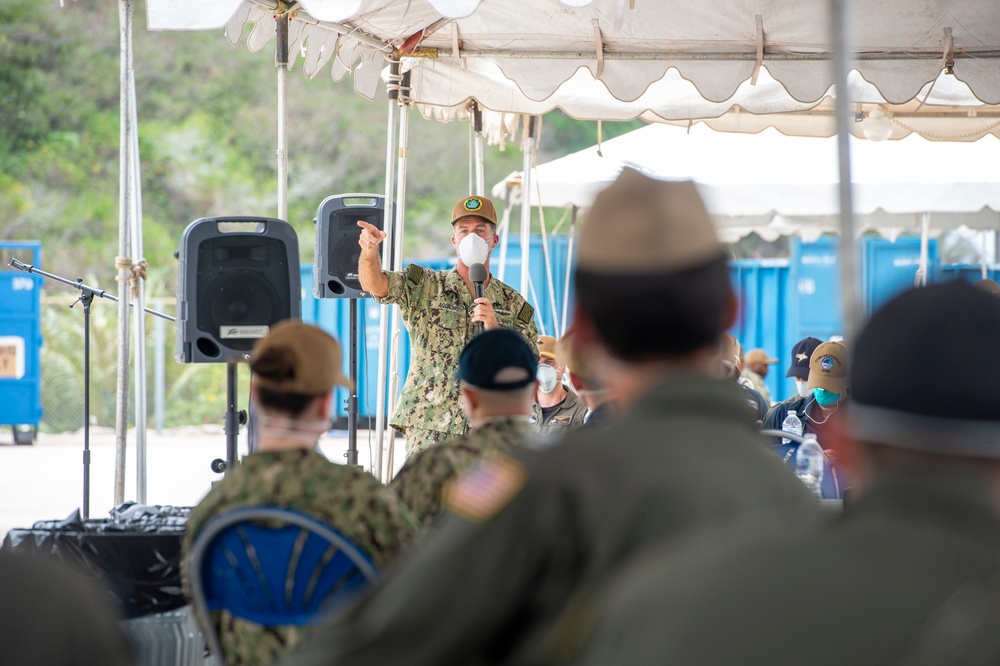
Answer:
330, 236, 362, 290
196, 236, 291, 352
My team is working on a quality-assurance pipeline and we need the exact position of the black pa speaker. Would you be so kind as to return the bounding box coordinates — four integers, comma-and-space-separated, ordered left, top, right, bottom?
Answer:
313, 193, 389, 299
175, 216, 301, 363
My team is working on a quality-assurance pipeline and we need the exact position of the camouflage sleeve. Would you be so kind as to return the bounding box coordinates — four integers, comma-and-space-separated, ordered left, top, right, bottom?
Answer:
354, 479, 420, 568
390, 448, 461, 530
376, 264, 426, 310
515, 300, 539, 356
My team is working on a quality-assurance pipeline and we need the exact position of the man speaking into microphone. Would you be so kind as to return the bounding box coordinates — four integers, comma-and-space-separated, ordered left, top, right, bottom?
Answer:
357, 195, 538, 456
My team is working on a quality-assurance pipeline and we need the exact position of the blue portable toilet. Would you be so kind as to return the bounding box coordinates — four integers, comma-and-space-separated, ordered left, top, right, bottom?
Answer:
862, 235, 938, 314
0, 242, 44, 444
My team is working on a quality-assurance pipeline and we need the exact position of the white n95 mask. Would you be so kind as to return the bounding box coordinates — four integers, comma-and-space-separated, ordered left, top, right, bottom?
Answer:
795, 379, 811, 399
537, 364, 559, 393
458, 233, 489, 266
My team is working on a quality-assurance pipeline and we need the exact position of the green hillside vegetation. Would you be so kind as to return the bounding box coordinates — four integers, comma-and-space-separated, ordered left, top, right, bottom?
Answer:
1, 1, 641, 433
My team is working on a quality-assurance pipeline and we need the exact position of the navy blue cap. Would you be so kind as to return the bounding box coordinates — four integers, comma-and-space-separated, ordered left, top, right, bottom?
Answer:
848, 280, 1000, 458
785, 336, 822, 379
455, 329, 538, 390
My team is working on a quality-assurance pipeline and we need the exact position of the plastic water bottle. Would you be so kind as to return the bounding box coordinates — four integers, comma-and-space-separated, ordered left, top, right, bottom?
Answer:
781, 409, 804, 445
795, 434, 825, 498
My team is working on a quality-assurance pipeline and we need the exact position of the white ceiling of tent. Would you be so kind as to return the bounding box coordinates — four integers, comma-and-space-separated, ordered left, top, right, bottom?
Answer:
146, 0, 1000, 143
490, 123, 1000, 242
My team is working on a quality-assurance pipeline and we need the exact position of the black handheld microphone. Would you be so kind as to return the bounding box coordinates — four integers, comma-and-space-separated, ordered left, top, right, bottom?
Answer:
469, 262, 487, 333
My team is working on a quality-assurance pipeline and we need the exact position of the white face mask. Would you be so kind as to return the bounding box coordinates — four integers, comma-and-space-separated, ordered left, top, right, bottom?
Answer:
537, 364, 559, 393
795, 380, 811, 399
458, 233, 489, 266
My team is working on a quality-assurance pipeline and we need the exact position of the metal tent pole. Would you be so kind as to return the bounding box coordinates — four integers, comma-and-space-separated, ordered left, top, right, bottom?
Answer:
831, 0, 862, 338
520, 116, 537, 295
114, 0, 135, 507
561, 206, 578, 334
129, 62, 148, 504
374, 56, 402, 483
276, 13, 289, 222
473, 104, 485, 195
385, 73, 411, 481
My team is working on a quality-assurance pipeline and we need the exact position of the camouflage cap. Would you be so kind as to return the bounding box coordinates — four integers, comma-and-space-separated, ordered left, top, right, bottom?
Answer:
250, 320, 351, 394
456, 329, 537, 390
807, 341, 848, 394
452, 195, 498, 226
577, 168, 723, 274
537, 335, 557, 360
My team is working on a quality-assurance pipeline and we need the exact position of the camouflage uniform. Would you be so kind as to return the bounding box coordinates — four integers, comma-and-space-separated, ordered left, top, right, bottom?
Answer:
530, 388, 589, 438
741, 367, 773, 405
182, 449, 417, 666
390, 417, 534, 530
376, 265, 537, 456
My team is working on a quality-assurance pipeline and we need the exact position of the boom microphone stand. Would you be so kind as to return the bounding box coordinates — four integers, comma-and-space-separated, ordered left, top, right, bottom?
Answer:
9, 259, 173, 519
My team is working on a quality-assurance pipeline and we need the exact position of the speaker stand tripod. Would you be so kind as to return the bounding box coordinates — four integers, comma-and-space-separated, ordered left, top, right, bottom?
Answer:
346, 299, 360, 466
8, 259, 174, 519
211, 363, 245, 475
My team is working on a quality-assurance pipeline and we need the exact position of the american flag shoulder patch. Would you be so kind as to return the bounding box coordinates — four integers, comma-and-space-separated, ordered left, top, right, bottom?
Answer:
443, 454, 528, 522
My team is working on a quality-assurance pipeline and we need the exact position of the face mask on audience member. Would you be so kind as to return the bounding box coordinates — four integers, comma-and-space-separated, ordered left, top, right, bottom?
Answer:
458, 233, 490, 267
537, 364, 559, 393
795, 380, 811, 399
813, 387, 841, 408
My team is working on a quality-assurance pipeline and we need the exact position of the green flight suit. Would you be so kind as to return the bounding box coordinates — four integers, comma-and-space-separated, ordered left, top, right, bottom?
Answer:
570, 469, 1000, 666
377, 265, 537, 456
294, 376, 820, 666
182, 448, 417, 666
390, 417, 534, 530
530, 387, 589, 438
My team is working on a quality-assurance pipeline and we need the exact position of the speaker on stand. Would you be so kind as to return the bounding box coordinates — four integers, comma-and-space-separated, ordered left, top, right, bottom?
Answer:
175, 216, 301, 474
313, 194, 388, 467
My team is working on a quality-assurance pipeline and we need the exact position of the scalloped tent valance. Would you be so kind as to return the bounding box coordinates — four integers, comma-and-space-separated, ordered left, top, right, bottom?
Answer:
148, 0, 1000, 116
490, 123, 1000, 242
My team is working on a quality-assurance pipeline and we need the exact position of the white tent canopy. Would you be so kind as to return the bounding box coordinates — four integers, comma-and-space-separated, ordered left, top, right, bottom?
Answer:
493, 123, 1000, 242
148, 0, 1000, 109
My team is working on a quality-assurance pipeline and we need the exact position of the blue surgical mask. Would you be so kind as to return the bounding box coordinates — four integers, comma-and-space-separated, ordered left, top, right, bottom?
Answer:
813, 387, 841, 407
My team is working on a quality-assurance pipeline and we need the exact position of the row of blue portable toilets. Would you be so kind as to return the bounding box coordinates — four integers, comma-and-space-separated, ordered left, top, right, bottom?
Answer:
0, 235, 991, 435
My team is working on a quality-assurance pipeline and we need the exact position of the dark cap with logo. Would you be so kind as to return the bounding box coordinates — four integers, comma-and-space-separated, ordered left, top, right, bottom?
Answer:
452, 195, 499, 226
849, 280, 1000, 457
455, 329, 538, 390
785, 336, 823, 380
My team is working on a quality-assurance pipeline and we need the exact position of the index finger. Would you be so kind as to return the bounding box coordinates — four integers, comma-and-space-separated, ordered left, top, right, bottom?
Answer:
357, 220, 380, 234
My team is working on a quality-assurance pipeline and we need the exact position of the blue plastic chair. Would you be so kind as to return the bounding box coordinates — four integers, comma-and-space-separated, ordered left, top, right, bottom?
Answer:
187, 506, 380, 659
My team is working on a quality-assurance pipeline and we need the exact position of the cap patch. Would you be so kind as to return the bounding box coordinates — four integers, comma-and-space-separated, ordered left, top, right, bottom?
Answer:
821, 357, 835, 371
443, 454, 527, 522
464, 197, 483, 211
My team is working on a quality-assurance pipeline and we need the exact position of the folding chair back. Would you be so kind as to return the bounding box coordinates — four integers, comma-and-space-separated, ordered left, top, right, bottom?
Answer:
187, 505, 379, 655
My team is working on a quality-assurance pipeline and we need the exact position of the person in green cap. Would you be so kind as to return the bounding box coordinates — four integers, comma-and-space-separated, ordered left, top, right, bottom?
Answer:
357, 195, 537, 456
